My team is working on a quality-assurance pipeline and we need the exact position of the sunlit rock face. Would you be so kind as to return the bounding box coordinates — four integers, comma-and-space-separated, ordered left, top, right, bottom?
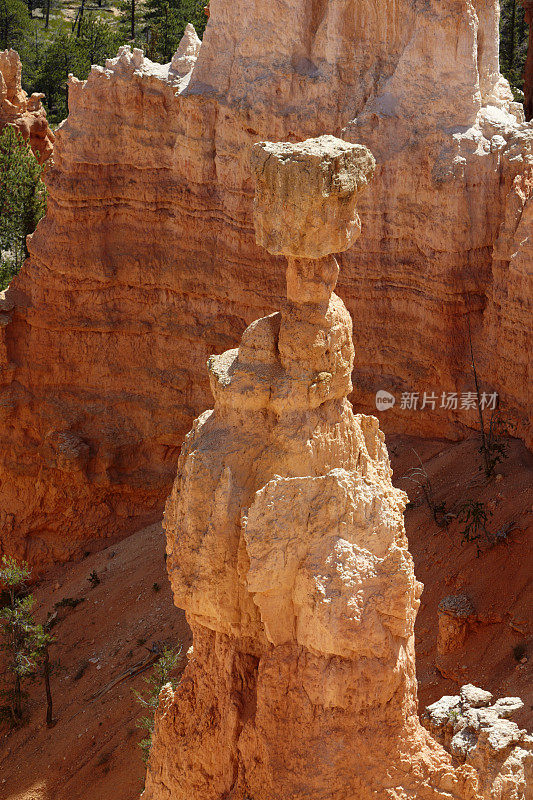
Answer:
169, 23, 201, 79
423, 685, 533, 800
0, 49, 54, 162
141, 136, 484, 800
0, 1, 532, 567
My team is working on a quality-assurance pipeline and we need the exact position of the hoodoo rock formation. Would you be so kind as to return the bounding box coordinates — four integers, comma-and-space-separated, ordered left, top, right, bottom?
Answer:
169, 23, 201, 79
0, 1, 532, 566
142, 137, 483, 800
0, 49, 54, 163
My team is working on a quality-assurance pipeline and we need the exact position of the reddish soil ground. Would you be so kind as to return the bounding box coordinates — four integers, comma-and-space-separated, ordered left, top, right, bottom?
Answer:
0, 523, 191, 800
0, 434, 531, 799
390, 435, 533, 731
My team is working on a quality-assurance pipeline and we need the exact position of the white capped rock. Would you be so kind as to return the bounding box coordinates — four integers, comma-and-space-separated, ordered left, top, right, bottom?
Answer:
460, 685, 494, 709
170, 23, 201, 77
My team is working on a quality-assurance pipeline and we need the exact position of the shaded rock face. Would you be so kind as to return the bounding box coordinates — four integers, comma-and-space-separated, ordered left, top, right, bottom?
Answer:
0, 49, 54, 163
437, 594, 477, 655
142, 137, 482, 800
423, 686, 533, 800
0, 3, 532, 567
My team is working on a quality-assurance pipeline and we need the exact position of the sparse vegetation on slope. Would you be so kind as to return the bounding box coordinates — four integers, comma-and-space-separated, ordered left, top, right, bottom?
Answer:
0, 556, 55, 726
133, 643, 182, 763
392, 435, 532, 725
0, 523, 191, 800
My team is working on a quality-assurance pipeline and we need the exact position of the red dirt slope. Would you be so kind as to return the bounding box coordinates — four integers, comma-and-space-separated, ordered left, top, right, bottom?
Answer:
0, 434, 531, 800
390, 435, 532, 730
0, 523, 191, 800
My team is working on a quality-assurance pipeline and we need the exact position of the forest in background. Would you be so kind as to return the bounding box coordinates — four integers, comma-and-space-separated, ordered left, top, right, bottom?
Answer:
0, 0, 207, 123
0, 0, 530, 125
0, 0, 530, 290
500, 0, 530, 99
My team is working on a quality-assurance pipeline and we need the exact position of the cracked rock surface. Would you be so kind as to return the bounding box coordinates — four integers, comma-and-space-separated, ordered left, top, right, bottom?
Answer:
142, 137, 484, 800
423, 685, 532, 799
1, 0, 532, 568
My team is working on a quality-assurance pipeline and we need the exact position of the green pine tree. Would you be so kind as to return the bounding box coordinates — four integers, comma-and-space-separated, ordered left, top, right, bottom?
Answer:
35, 31, 81, 120
500, 0, 529, 100
77, 13, 120, 73
133, 645, 183, 763
0, 556, 56, 725
0, 0, 30, 51
0, 555, 34, 722
0, 126, 46, 290
142, 0, 206, 63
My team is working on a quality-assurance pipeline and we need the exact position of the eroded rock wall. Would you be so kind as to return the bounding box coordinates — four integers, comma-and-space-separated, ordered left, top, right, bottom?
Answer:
0, 1, 532, 566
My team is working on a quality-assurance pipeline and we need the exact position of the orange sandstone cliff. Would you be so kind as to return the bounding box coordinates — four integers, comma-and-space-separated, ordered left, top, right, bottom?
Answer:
0, 49, 54, 163
0, 0, 532, 567
142, 135, 483, 800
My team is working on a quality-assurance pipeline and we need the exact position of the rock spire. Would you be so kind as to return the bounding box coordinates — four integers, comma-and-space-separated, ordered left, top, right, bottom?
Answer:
143, 136, 481, 800
0, 49, 54, 163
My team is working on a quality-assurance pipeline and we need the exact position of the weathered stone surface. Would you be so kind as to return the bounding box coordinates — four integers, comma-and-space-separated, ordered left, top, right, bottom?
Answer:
141, 138, 483, 800
461, 685, 494, 709
250, 136, 375, 258
0, 0, 532, 567
423, 685, 532, 799
170, 23, 201, 79
438, 595, 477, 654
491, 698, 526, 719
0, 49, 54, 162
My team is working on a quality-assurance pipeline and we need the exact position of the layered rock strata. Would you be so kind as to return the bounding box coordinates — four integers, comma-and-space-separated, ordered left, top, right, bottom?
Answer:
143, 136, 482, 800
0, 49, 54, 162
423, 685, 533, 799
1, 2, 532, 566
